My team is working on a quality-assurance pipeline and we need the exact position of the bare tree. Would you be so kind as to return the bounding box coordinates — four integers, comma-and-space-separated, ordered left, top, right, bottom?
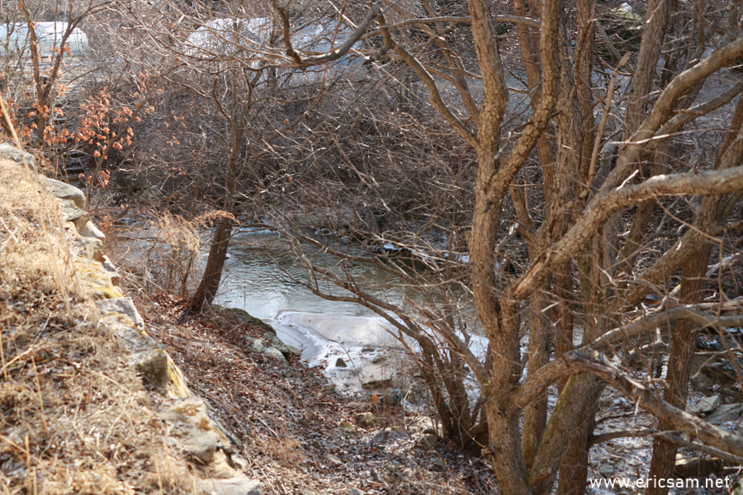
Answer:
97, 1, 743, 494
256, 2, 743, 495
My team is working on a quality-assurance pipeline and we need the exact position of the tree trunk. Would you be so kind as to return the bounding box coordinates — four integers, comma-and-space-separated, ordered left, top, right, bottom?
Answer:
522, 291, 550, 470
556, 403, 599, 495
190, 216, 233, 311
646, 242, 711, 495
645, 81, 743, 495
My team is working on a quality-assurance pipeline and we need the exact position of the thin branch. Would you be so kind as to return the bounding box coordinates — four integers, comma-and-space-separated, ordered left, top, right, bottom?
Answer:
376, 10, 478, 147
654, 81, 743, 144
512, 154, 743, 300
363, 15, 540, 38
564, 351, 743, 459
587, 306, 743, 353
280, 3, 381, 67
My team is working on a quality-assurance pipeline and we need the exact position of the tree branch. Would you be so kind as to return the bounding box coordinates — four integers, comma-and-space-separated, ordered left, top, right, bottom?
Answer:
377, 10, 478, 147
512, 159, 743, 300
564, 351, 743, 459
587, 306, 743, 353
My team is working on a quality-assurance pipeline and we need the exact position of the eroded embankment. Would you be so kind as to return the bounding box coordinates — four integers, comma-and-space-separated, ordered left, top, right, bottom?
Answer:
0, 148, 260, 495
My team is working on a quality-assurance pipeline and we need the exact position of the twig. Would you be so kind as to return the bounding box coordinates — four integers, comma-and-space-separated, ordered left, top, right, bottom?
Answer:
31, 356, 49, 433
584, 52, 630, 199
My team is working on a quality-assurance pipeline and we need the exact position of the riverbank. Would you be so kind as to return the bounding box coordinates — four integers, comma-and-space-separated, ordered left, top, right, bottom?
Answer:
133, 292, 500, 494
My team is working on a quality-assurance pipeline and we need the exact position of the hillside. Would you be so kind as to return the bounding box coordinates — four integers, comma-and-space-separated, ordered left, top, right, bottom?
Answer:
0, 148, 497, 494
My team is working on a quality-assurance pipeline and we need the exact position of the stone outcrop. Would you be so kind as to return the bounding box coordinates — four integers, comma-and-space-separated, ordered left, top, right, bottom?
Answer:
34, 152, 262, 495
0, 142, 36, 171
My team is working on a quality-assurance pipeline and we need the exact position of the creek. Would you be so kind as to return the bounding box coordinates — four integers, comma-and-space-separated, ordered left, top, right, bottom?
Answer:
212, 229, 740, 402
214, 229, 427, 393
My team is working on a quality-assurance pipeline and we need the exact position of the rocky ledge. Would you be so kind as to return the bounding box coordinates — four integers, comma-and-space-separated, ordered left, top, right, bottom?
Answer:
35, 153, 262, 495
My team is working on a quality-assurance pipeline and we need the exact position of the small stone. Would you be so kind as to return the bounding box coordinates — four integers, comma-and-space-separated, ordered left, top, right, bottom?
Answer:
611, 398, 629, 408
198, 478, 262, 495
604, 445, 615, 455
419, 434, 438, 450
325, 454, 342, 467
371, 355, 385, 364
339, 421, 357, 434
336, 357, 347, 367
599, 464, 615, 477
686, 404, 701, 416
252, 340, 264, 353
361, 347, 375, 353
390, 425, 408, 436
372, 428, 407, 446
698, 395, 721, 414
355, 412, 376, 426
347, 489, 364, 495
263, 347, 286, 361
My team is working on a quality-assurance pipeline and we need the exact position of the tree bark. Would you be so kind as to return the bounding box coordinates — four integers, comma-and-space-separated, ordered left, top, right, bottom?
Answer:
645, 87, 743, 495
646, 243, 711, 495
190, 216, 233, 311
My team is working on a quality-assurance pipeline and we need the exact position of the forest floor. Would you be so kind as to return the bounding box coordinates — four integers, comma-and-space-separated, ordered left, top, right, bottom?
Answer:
133, 291, 500, 495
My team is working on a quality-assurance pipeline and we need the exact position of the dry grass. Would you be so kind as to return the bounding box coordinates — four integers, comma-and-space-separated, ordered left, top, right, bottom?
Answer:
0, 158, 197, 494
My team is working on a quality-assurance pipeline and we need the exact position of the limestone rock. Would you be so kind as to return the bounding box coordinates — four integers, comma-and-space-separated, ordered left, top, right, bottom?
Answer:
59, 199, 90, 231
325, 454, 343, 467
419, 434, 438, 450
336, 357, 347, 367
162, 397, 223, 465
43, 177, 84, 208
217, 306, 276, 334
263, 347, 286, 361
0, 143, 36, 172
268, 336, 300, 359
96, 297, 144, 329
698, 395, 721, 414
75, 257, 123, 299
73, 236, 104, 261
251, 340, 264, 353
99, 306, 190, 398
101, 256, 121, 285
137, 347, 190, 398
198, 478, 262, 495
355, 412, 376, 426
79, 220, 106, 242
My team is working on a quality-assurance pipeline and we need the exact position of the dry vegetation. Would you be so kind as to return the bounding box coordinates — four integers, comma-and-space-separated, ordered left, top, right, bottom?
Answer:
0, 158, 198, 494
132, 291, 500, 495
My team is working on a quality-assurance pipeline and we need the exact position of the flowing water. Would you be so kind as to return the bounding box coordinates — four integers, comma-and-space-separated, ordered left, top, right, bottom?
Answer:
213, 229, 739, 401
214, 230, 418, 362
